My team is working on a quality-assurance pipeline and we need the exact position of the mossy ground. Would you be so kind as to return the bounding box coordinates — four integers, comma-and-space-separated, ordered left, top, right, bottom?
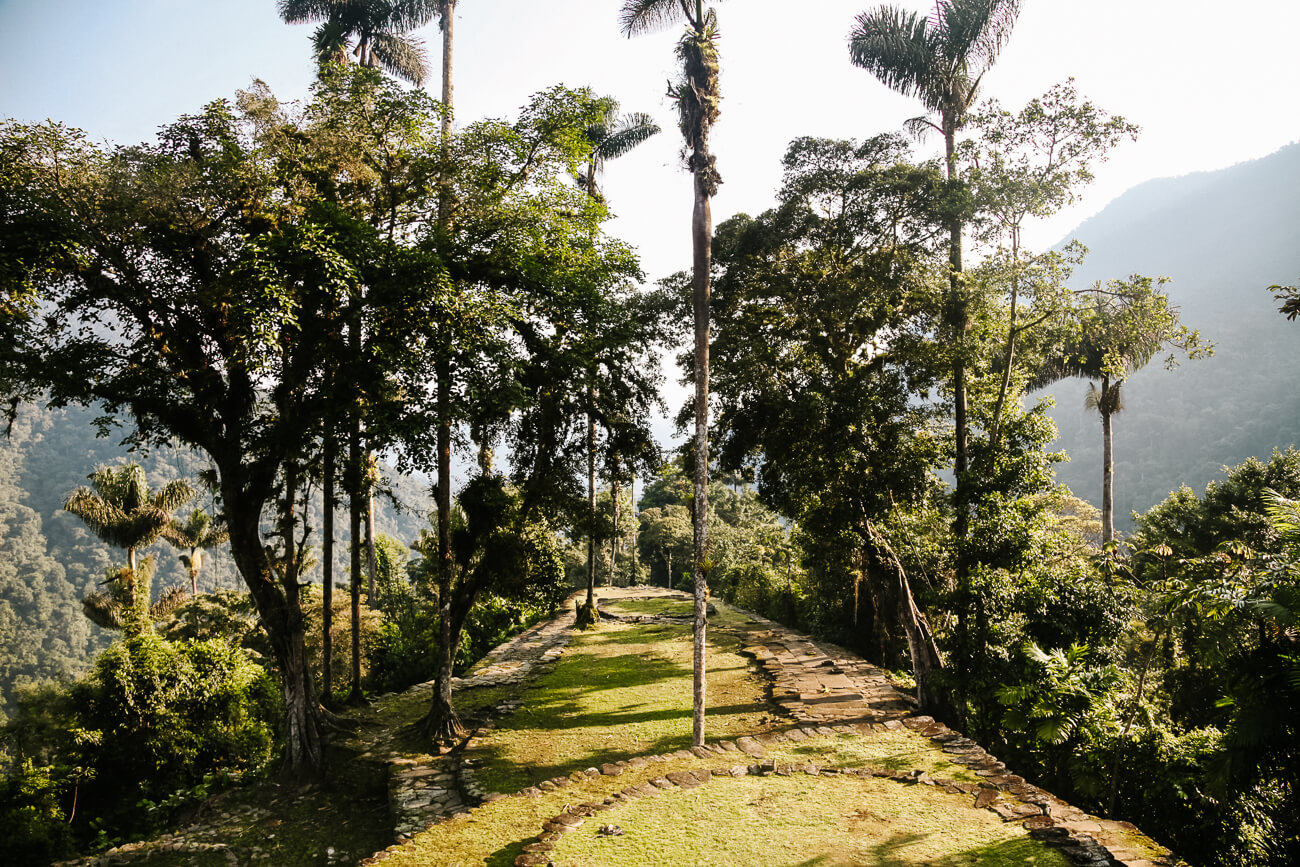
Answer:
377, 593, 1069, 866
87, 592, 1078, 867
469, 602, 779, 794
551, 773, 1071, 867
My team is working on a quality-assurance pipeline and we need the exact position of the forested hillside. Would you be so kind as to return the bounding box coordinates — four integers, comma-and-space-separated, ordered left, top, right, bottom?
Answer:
0, 400, 433, 718
1040, 143, 1300, 527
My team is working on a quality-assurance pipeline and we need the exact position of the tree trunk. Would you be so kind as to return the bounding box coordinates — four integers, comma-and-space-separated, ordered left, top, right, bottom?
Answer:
587, 394, 597, 606
366, 487, 377, 609
348, 417, 363, 704
425, 356, 464, 743
989, 230, 1021, 449
440, 1, 455, 133
690, 147, 713, 749
223, 476, 324, 780
865, 520, 948, 716
630, 475, 638, 583
945, 126, 970, 542
1101, 375, 1115, 545
609, 472, 619, 587
322, 437, 335, 702
423, 0, 464, 746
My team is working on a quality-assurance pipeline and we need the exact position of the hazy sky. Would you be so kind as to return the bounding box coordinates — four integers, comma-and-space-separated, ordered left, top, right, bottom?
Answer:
3, 0, 1297, 287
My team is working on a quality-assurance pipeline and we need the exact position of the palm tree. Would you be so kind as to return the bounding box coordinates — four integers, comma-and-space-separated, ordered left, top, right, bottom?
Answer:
63, 463, 194, 634
81, 557, 188, 634
1032, 277, 1205, 544
621, 0, 722, 748
576, 97, 660, 626
578, 99, 661, 202
849, 0, 1021, 534
163, 507, 229, 596
277, 0, 440, 86
427, 0, 463, 745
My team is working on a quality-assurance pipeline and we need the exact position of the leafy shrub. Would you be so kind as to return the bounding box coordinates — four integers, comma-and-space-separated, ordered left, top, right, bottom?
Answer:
0, 759, 73, 864
3, 632, 281, 846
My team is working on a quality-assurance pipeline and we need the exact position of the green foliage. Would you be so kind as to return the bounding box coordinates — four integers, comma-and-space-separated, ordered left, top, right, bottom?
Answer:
0, 759, 73, 864
2, 632, 279, 848
367, 535, 439, 693
78, 634, 279, 803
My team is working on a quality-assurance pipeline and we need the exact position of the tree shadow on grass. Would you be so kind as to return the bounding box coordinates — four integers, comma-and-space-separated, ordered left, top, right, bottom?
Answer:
485, 838, 533, 867
789, 830, 1060, 866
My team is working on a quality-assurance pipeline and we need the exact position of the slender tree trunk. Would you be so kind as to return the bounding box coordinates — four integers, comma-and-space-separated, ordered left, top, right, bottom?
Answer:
945, 126, 970, 541
322, 437, 335, 702
423, 0, 464, 745
690, 153, 713, 749
989, 230, 1021, 448
440, 1, 455, 127
348, 412, 363, 704
1101, 376, 1115, 545
630, 475, 638, 584
426, 357, 463, 742
587, 394, 597, 606
366, 487, 378, 609
609, 471, 620, 587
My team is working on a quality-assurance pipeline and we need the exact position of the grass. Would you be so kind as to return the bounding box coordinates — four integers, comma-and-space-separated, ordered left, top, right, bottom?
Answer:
99, 593, 1154, 867
375, 595, 1068, 866
469, 607, 779, 794
551, 774, 1073, 867
601, 596, 695, 617
766, 729, 985, 784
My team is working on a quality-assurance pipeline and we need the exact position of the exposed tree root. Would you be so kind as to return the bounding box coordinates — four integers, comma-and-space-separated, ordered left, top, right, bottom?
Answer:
574, 598, 600, 630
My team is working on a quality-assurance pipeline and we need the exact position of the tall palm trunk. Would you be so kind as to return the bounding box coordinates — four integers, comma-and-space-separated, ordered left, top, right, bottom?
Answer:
945, 125, 970, 541
366, 488, 378, 608
690, 162, 712, 747
1100, 374, 1115, 545
348, 404, 364, 704
428, 356, 463, 741
609, 471, 620, 586
424, 0, 464, 744
322, 436, 335, 701
587, 394, 598, 605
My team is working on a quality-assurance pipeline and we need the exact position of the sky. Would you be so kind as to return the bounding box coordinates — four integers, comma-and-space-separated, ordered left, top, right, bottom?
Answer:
3, 0, 1297, 283
2, 0, 1297, 442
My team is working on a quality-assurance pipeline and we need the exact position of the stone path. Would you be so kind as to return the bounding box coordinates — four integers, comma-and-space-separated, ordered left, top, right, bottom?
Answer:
724, 601, 1180, 867
381, 600, 579, 839
736, 612, 918, 725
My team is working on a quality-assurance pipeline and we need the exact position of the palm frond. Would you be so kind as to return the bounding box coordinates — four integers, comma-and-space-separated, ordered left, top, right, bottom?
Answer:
1263, 489, 1300, 541
936, 0, 1022, 70
81, 591, 125, 630
151, 585, 189, 619
620, 0, 693, 37
312, 20, 355, 68
597, 112, 661, 162
278, 0, 344, 26
370, 31, 429, 85
385, 0, 440, 32
64, 488, 127, 541
902, 114, 939, 142
1084, 380, 1124, 416
848, 6, 937, 107
154, 479, 195, 514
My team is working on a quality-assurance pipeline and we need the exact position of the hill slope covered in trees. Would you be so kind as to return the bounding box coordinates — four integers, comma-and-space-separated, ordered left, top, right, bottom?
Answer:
1037, 142, 1300, 529
0, 401, 434, 719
